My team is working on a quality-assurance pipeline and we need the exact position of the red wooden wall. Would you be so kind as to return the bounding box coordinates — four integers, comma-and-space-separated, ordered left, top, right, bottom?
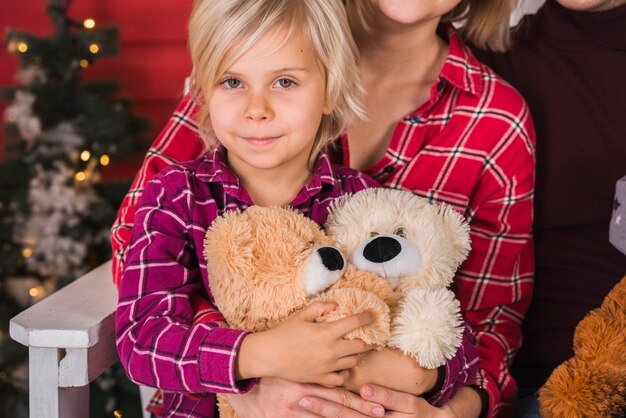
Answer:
0, 0, 194, 175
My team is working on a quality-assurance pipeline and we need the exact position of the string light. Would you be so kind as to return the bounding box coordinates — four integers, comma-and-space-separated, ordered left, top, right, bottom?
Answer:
80, 150, 91, 161
75, 171, 86, 182
89, 44, 100, 54
83, 18, 96, 29
100, 154, 110, 166
29, 287, 40, 297
80, 59, 89, 69
22, 247, 33, 258
17, 42, 29, 53
113, 410, 123, 418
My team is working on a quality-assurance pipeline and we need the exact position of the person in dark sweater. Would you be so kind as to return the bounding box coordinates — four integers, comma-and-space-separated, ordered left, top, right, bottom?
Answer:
474, 0, 626, 415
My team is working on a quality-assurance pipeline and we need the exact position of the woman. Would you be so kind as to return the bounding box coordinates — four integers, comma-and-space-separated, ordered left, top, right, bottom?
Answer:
112, 1, 534, 417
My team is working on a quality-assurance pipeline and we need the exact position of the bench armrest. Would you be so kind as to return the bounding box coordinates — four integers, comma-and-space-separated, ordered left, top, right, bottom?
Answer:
9, 261, 119, 418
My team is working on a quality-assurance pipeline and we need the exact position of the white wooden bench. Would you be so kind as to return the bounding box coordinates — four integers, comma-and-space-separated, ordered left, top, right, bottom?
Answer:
9, 261, 152, 418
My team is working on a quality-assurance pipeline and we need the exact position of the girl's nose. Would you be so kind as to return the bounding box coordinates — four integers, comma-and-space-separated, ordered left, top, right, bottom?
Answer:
245, 92, 273, 122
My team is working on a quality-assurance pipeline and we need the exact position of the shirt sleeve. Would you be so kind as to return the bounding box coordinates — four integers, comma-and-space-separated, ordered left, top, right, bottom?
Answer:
427, 326, 480, 406
115, 173, 254, 394
111, 96, 205, 287
456, 100, 535, 417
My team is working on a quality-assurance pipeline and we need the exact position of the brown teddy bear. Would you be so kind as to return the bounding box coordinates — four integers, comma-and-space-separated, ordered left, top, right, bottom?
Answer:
538, 275, 626, 418
325, 188, 472, 369
203, 205, 394, 418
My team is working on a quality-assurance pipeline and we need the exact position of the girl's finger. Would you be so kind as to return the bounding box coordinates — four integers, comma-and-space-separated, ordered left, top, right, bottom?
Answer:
328, 311, 374, 337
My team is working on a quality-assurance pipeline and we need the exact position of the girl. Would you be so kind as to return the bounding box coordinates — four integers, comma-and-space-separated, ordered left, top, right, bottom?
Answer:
114, 0, 535, 417
116, 1, 410, 416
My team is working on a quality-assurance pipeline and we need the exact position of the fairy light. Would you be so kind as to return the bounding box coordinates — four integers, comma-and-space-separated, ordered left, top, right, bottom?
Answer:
113, 410, 123, 418
29, 287, 40, 297
89, 44, 100, 54
83, 18, 96, 29
80, 150, 91, 161
75, 171, 86, 182
80, 59, 89, 69
17, 42, 29, 53
100, 154, 110, 166
22, 247, 33, 258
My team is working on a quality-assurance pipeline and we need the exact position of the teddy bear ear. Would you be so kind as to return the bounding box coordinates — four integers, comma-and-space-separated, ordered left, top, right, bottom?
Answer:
436, 204, 472, 268
415, 204, 471, 288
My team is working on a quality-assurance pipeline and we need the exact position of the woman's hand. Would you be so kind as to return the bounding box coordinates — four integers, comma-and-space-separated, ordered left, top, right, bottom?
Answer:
224, 377, 386, 418
339, 347, 441, 396
300, 384, 453, 418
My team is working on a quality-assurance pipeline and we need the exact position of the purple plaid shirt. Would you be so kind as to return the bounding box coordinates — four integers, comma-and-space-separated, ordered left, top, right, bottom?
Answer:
115, 146, 379, 416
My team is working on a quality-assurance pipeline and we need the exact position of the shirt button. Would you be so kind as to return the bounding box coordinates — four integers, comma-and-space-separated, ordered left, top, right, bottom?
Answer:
408, 115, 420, 124
384, 165, 394, 173
437, 80, 445, 92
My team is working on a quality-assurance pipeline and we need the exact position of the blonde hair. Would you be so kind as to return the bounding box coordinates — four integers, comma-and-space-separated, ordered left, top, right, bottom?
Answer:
344, 0, 518, 52
188, 0, 365, 156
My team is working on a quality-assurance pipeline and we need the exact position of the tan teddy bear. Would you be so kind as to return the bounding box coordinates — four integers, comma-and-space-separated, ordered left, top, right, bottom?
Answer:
325, 188, 471, 369
538, 275, 626, 418
203, 205, 394, 418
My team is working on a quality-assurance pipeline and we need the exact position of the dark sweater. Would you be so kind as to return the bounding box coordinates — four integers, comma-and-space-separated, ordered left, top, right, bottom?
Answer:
475, 0, 626, 389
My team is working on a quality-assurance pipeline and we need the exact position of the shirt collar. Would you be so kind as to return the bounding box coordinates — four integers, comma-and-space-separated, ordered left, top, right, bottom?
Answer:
196, 145, 340, 205
437, 25, 484, 97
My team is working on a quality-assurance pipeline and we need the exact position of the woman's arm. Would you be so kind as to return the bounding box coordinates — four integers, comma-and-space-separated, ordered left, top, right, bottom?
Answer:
338, 326, 479, 404
111, 96, 204, 286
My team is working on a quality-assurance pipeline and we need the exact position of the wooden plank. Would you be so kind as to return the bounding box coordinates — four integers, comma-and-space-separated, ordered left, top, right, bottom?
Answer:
82, 44, 191, 101
10, 261, 116, 349
0, 0, 193, 42
29, 347, 61, 418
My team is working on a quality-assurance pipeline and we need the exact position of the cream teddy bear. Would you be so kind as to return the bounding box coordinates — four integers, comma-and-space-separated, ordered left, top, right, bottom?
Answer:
325, 188, 471, 369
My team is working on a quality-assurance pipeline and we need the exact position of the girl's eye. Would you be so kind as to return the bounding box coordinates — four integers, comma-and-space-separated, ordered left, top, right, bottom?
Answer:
274, 78, 294, 88
222, 78, 242, 89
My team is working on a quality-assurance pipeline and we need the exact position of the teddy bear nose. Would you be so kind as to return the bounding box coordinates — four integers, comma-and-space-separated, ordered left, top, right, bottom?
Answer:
318, 247, 345, 271
363, 236, 402, 263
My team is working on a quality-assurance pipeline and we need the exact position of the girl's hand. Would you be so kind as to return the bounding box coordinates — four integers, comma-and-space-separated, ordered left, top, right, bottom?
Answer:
338, 347, 441, 395
224, 377, 385, 418
237, 302, 375, 386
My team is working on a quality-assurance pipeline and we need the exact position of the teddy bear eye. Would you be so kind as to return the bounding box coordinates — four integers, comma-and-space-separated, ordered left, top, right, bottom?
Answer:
370, 232, 379, 237
394, 228, 406, 238
300, 241, 314, 253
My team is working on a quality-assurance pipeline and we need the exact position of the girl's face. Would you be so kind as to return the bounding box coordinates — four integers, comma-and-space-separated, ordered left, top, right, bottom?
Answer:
373, 0, 462, 25
208, 29, 332, 180
556, 0, 626, 11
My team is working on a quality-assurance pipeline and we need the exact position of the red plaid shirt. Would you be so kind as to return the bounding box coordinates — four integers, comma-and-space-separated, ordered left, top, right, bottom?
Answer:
112, 27, 534, 417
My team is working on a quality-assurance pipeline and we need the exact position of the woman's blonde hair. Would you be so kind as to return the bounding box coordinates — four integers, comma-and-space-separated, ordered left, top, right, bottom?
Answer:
188, 0, 365, 156
344, 0, 518, 52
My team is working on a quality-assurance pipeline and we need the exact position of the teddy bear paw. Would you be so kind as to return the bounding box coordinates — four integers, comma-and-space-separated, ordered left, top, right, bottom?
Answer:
388, 287, 463, 369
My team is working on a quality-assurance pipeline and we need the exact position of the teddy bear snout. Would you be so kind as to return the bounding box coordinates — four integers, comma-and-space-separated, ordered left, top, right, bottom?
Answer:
352, 235, 422, 288
363, 236, 402, 263
318, 247, 345, 271
302, 246, 347, 296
